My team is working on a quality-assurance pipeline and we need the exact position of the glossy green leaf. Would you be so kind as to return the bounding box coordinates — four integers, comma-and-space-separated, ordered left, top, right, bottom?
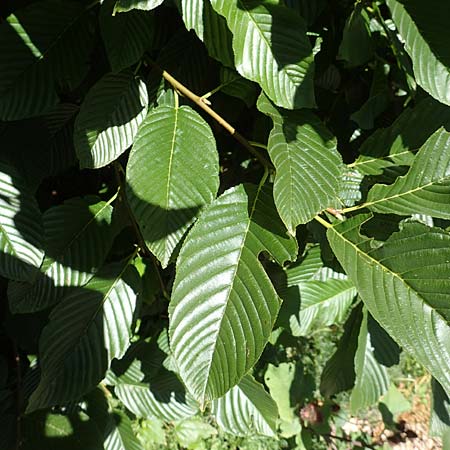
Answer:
27, 261, 140, 412
100, 0, 154, 72
112, 343, 199, 421
9, 196, 117, 313
258, 94, 343, 232
104, 410, 143, 450
114, 0, 164, 13
210, 0, 315, 109
0, 162, 44, 281
327, 215, 450, 395
212, 375, 278, 437
74, 71, 148, 169
365, 128, 450, 218
352, 97, 450, 176
126, 104, 219, 267
0, 0, 94, 120
350, 308, 389, 413
179, 0, 235, 67
387, 0, 450, 106
169, 183, 297, 403
284, 279, 356, 337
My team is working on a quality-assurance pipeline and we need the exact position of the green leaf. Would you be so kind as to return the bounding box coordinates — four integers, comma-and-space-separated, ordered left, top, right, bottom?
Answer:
282, 278, 356, 337
210, 0, 315, 109
284, 0, 327, 26
27, 260, 141, 412
379, 383, 411, 421
350, 308, 389, 413
350, 62, 390, 130
169, 183, 297, 403
264, 363, 302, 437
22, 409, 104, 450
352, 97, 450, 176
258, 94, 343, 232
9, 196, 117, 313
136, 418, 167, 447
338, 4, 373, 67
0, 161, 44, 281
220, 67, 259, 108
327, 215, 450, 395
387, 0, 450, 106
150, 29, 212, 95
430, 378, 450, 438
44, 103, 79, 176
365, 128, 450, 218
74, 71, 148, 169
104, 410, 143, 450
179, 0, 235, 67
173, 418, 216, 449
114, 0, 164, 13
107, 337, 198, 421
320, 304, 363, 397
101, 0, 154, 72
126, 104, 219, 267
212, 375, 278, 437
0, 0, 94, 120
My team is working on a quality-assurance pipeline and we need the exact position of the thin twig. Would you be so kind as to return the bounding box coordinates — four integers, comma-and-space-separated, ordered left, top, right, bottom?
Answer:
113, 162, 170, 300
144, 57, 272, 169
113, 162, 150, 257
314, 215, 332, 229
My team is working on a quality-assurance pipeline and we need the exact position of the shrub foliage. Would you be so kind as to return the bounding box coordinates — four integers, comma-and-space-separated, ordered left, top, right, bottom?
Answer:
0, 0, 449, 448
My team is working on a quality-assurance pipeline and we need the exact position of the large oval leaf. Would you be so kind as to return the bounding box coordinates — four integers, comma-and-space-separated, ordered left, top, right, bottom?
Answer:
352, 97, 450, 176
74, 71, 148, 169
350, 308, 390, 413
169, 183, 297, 403
365, 128, 450, 218
114, 0, 164, 13
0, 162, 44, 281
210, 0, 315, 109
104, 410, 142, 450
212, 375, 278, 437
0, 0, 94, 120
126, 104, 219, 267
108, 340, 198, 421
180, 0, 235, 67
387, 0, 450, 106
9, 196, 118, 313
100, 0, 154, 72
327, 215, 450, 395
27, 260, 140, 412
258, 94, 343, 232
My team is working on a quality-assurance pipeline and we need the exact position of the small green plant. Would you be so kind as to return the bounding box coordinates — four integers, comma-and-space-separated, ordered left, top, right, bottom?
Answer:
0, 0, 449, 449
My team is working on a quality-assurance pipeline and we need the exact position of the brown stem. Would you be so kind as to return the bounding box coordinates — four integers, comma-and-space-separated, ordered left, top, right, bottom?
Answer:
145, 57, 272, 169
113, 163, 170, 300
113, 162, 149, 257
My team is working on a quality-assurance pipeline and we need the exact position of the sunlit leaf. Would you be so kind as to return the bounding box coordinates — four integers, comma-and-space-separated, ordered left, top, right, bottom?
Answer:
169, 183, 297, 402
